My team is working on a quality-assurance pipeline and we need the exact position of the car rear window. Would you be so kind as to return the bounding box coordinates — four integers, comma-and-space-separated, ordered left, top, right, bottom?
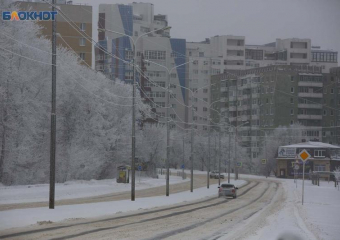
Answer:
221, 184, 234, 188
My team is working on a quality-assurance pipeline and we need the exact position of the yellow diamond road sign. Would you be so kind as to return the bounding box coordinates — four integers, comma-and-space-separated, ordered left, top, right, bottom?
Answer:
298, 149, 311, 162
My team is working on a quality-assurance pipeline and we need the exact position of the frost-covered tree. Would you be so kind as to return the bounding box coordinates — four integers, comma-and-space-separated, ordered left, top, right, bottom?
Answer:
0, 0, 150, 184
333, 167, 340, 182
257, 123, 303, 176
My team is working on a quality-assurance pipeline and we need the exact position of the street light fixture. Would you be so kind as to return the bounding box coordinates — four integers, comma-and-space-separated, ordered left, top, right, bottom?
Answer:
98, 25, 171, 201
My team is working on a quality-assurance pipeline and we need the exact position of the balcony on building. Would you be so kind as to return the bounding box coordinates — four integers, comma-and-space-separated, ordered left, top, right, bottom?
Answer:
290, 41, 308, 49
298, 104, 322, 109
298, 92, 323, 98
298, 81, 323, 87
297, 114, 322, 120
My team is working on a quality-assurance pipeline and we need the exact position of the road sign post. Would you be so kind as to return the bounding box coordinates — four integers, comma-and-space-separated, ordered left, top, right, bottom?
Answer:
298, 149, 311, 205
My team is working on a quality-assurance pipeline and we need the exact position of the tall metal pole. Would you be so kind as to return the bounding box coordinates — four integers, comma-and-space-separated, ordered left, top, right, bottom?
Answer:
207, 127, 210, 188
166, 71, 170, 196
190, 106, 194, 192
235, 77, 239, 180
302, 162, 305, 205
49, 0, 57, 209
218, 129, 221, 186
234, 128, 237, 180
182, 133, 185, 180
228, 128, 231, 183
131, 43, 136, 201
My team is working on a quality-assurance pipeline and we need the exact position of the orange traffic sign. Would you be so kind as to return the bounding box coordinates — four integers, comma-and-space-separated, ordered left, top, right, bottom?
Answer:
298, 149, 311, 162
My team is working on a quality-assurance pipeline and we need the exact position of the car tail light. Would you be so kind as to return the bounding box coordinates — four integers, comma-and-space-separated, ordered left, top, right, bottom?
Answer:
232, 189, 235, 193
219, 188, 222, 192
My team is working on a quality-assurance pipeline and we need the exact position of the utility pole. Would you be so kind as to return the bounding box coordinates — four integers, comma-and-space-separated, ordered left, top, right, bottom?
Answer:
49, 0, 57, 209
190, 106, 194, 192
131, 44, 136, 201
182, 133, 185, 180
234, 77, 238, 180
218, 128, 221, 186
166, 70, 170, 196
207, 127, 210, 188
228, 128, 231, 183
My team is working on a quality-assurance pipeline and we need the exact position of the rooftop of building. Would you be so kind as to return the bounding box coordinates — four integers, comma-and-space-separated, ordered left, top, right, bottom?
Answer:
281, 141, 340, 149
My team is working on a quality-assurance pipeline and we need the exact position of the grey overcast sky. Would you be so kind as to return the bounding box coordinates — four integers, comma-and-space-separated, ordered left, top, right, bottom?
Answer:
74, 0, 340, 64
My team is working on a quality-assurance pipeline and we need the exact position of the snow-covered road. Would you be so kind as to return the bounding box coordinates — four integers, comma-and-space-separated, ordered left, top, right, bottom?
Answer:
0, 173, 339, 240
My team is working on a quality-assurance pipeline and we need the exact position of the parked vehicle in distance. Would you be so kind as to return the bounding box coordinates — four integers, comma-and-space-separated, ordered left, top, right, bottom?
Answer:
210, 170, 225, 179
218, 184, 238, 198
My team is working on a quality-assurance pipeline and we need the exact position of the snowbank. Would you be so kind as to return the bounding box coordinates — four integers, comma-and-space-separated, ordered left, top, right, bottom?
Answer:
0, 179, 245, 231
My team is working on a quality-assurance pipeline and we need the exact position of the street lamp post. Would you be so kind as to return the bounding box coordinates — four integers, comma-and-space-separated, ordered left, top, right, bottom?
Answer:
145, 59, 192, 196
98, 26, 171, 201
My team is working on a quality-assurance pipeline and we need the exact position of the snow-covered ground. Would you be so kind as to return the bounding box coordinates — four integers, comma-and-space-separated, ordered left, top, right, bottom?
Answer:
0, 175, 188, 204
240, 178, 340, 240
0, 179, 246, 231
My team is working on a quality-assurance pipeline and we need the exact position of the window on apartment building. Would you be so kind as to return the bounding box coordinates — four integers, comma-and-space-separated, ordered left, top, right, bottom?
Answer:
323, 110, 327, 116
203, 98, 208, 102
79, 38, 86, 46
290, 98, 294, 104
170, 73, 177, 78
144, 50, 166, 60
203, 107, 208, 112
193, 116, 197, 121
199, 52, 204, 57
331, 88, 334, 94
79, 53, 85, 61
290, 120, 294, 125
189, 51, 192, 56
331, 110, 334, 116
290, 109, 294, 115
170, 84, 176, 88
170, 114, 176, 119
171, 104, 176, 108
291, 87, 294, 93
314, 150, 325, 157
193, 70, 199, 74
170, 93, 176, 99
80, 23, 86, 31
266, 98, 269, 104
314, 165, 326, 171
322, 131, 326, 137
158, 112, 165, 117
203, 89, 208, 93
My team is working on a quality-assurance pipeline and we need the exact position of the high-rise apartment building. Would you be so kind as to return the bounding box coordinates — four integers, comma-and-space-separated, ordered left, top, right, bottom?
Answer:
17, 0, 92, 67
186, 35, 245, 130
95, 3, 187, 129
210, 65, 340, 160
187, 36, 338, 131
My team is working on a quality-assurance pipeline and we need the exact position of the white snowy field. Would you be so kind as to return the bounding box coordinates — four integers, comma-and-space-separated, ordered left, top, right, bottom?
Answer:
0, 175, 188, 204
0, 179, 246, 231
238, 178, 340, 240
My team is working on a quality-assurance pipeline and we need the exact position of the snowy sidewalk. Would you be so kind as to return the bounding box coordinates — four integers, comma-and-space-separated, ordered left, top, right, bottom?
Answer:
0, 175, 188, 204
241, 178, 340, 240
0, 179, 246, 231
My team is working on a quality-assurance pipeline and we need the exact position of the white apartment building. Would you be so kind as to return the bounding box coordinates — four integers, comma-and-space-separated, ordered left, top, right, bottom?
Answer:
95, 3, 187, 129
245, 38, 337, 73
187, 35, 246, 131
